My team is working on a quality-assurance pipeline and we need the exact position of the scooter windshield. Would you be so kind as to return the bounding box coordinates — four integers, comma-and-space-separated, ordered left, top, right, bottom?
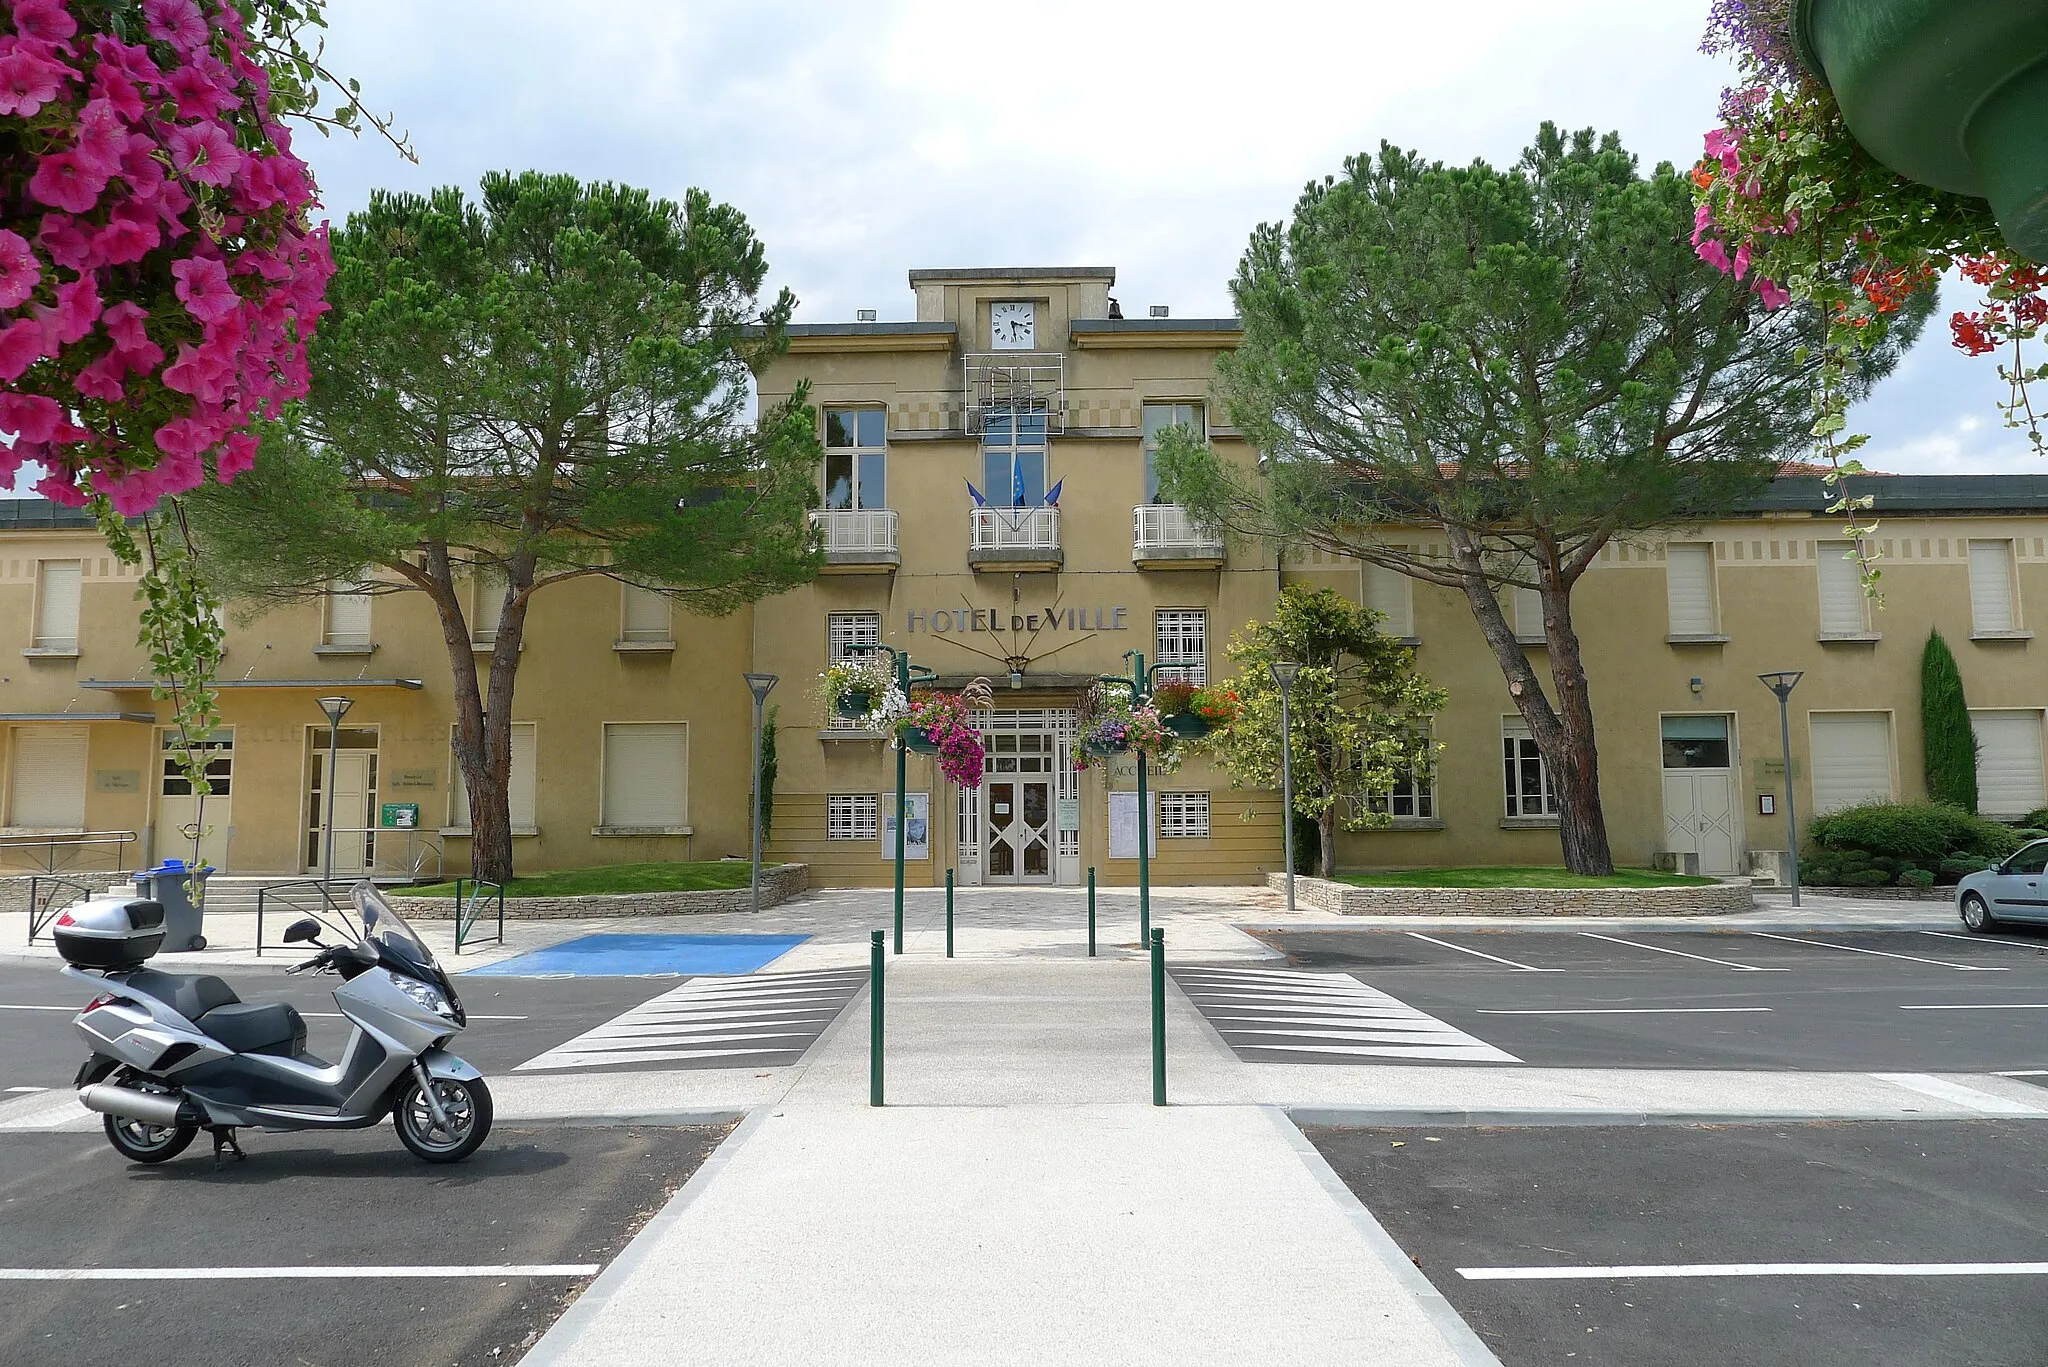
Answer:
352, 881, 439, 975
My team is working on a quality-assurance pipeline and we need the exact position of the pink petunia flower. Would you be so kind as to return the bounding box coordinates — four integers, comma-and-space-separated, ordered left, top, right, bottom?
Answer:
162, 341, 232, 403
92, 202, 160, 265
1696, 238, 1733, 275
35, 213, 96, 272
0, 44, 70, 116
43, 273, 102, 345
143, 0, 208, 52
29, 150, 110, 214
0, 317, 52, 382
0, 392, 64, 444
1756, 279, 1792, 311
216, 429, 259, 480
12, 0, 78, 48
35, 470, 95, 509
91, 63, 145, 121
118, 133, 166, 201
101, 300, 152, 353
72, 97, 128, 176
74, 350, 131, 402
0, 228, 39, 309
166, 120, 242, 186
1732, 243, 1751, 281
167, 56, 236, 120
92, 33, 162, 87
172, 255, 238, 322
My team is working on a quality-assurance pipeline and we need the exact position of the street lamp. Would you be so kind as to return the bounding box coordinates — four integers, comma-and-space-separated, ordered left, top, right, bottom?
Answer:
857, 644, 934, 954
1757, 671, 1804, 907
315, 694, 353, 892
1270, 662, 1301, 911
744, 673, 778, 916
1100, 651, 1161, 942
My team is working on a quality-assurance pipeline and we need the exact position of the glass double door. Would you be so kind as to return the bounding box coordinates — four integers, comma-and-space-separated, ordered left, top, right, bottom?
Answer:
984, 730, 1055, 883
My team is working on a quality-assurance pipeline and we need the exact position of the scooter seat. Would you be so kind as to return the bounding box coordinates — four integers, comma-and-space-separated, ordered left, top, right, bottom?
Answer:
200, 1002, 307, 1058
121, 968, 239, 1022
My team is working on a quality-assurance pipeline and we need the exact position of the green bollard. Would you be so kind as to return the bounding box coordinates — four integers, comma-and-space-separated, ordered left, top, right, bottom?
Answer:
1087, 866, 1097, 958
870, 930, 884, 1107
946, 869, 955, 959
1150, 928, 1166, 1107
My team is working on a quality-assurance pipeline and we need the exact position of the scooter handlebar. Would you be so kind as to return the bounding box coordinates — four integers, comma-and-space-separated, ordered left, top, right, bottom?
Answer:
284, 949, 331, 976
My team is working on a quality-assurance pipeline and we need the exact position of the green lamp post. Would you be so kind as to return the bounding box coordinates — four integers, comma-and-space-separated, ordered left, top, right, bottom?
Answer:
1794, 0, 2048, 261
1099, 651, 1160, 943
858, 644, 934, 955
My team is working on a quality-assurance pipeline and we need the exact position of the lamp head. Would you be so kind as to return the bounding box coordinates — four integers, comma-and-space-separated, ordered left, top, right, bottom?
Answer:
1757, 670, 1804, 700
743, 672, 779, 704
1269, 661, 1301, 690
315, 695, 353, 725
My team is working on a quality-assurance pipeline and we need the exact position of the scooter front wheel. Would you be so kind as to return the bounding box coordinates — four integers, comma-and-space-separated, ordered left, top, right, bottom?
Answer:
392, 1075, 493, 1163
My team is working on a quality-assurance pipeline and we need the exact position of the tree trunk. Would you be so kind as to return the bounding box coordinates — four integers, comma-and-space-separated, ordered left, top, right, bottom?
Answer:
1317, 806, 1336, 879
422, 545, 532, 886
1443, 529, 1614, 875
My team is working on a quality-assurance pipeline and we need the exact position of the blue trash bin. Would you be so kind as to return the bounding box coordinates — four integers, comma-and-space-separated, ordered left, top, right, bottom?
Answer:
138, 859, 213, 952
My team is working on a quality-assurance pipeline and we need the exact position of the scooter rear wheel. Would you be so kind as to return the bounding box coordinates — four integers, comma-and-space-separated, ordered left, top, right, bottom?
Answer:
101, 1072, 197, 1165
392, 1075, 493, 1163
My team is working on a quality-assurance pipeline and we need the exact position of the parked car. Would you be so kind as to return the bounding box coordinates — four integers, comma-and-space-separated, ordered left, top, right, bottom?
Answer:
1957, 840, 2048, 931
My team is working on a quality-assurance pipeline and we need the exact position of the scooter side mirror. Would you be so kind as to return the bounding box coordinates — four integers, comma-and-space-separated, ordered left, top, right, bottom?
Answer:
282, 918, 324, 945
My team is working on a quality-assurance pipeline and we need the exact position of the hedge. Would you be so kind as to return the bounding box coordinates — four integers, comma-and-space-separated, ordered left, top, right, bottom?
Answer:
1804, 802, 2031, 887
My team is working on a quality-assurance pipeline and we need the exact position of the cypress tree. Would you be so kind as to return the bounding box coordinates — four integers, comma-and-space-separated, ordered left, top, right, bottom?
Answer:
1921, 630, 1978, 811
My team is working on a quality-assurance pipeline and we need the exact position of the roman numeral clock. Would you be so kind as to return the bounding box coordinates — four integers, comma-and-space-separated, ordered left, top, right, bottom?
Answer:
990, 300, 1035, 350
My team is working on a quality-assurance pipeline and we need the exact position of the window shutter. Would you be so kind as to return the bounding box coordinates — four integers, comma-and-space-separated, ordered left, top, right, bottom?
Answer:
1816, 543, 1868, 634
1972, 711, 2046, 817
472, 571, 505, 643
9, 725, 88, 827
1808, 713, 1892, 813
326, 579, 372, 647
1513, 585, 1545, 642
602, 723, 688, 827
450, 723, 537, 829
35, 561, 81, 650
1665, 543, 1716, 635
1363, 560, 1413, 637
621, 585, 671, 643
1969, 540, 2017, 633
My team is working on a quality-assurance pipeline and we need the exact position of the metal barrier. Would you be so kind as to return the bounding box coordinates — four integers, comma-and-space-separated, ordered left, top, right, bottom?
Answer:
316, 829, 444, 883
253, 880, 345, 956
0, 830, 137, 878
17, 875, 95, 944
453, 878, 504, 955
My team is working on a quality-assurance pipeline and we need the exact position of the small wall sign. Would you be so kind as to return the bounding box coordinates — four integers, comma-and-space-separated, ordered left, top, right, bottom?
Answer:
388, 769, 438, 790
93, 770, 141, 793
1758, 793, 1776, 816
380, 802, 421, 829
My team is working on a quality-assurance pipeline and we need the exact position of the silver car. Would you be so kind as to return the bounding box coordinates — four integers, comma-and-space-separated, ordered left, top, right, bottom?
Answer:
1957, 839, 2048, 931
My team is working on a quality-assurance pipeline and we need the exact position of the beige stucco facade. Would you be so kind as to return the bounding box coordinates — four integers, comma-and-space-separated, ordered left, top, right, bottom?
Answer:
5, 263, 2048, 886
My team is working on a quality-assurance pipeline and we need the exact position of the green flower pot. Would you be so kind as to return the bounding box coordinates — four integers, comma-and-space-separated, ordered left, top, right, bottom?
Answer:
1163, 712, 1211, 740
1083, 738, 1130, 758
903, 731, 941, 754
835, 688, 873, 720
1795, 0, 2048, 261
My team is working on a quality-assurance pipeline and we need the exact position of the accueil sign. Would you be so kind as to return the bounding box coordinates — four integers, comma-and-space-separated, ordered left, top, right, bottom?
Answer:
908, 606, 1129, 634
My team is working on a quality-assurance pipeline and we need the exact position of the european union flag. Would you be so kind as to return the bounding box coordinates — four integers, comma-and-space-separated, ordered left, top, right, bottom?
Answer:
1011, 458, 1025, 508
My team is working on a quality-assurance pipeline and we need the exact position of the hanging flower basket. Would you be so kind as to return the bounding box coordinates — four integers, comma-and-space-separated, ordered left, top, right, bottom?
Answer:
1793, 0, 2048, 262
1083, 736, 1131, 757
836, 688, 874, 719
903, 730, 941, 754
1163, 712, 1211, 740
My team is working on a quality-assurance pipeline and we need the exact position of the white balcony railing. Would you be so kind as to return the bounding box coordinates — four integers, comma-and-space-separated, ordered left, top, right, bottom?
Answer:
1132, 504, 1225, 559
970, 506, 1061, 554
810, 508, 899, 558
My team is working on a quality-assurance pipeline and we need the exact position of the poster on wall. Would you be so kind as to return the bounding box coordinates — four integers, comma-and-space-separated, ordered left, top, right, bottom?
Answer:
882, 791, 931, 861
1107, 791, 1158, 860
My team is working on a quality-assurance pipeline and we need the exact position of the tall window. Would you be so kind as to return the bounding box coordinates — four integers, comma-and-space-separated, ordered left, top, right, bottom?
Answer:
982, 407, 1047, 508
324, 575, 373, 649
1665, 542, 1718, 636
600, 722, 689, 829
1141, 402, 1202, 504
33, 559, 81, 652
450, 723, 537, 830
1502, 717, 1558, 818
1969, 538, 2020, 634
1154, 609, 1207, 685
1362, 557, 1414, 638
1512, 584, 1546, 644
824, 407, 887, 509
471, 567, 506, 646
1816, 541, 1871, 635
620, 583, 672, 644
828, 612, 881, 661
1365, 735, 1436, 821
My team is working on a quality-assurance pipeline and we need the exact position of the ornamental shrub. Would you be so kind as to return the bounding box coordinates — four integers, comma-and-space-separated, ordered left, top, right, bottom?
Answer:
1809, 802, 2025, 864
1839, 867, 1892, 888
1920, 631, 1978, 812
1898, 868, 1936, 890
1940, 855, 1997, 883
0, 0, 333, 509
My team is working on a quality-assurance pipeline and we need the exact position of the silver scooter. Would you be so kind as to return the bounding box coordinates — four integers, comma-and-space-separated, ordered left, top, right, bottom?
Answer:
61, 881, 492, 1167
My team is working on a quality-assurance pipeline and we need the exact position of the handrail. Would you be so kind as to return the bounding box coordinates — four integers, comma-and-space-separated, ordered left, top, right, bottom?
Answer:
0, 829, 138, 877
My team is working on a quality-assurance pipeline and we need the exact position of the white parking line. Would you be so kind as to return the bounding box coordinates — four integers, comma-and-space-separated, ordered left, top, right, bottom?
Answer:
1996, 1069, 2048, 1077
1405, 933, 1557, 972
4, 1087, 47, 1094
1458, 1261, 2048, 1281
1898, 1003, 2048, 1011
1577, 932, 1787, 971
1919, 931, 2047, 951
1747, 932, 2006, 971
0, 1004, 73, 1012
1473, 1007, 1773, 1015
0, 1264, 600, 1281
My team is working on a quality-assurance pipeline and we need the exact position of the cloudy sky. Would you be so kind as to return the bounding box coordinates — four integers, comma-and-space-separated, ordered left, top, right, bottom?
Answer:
13, 0, 2036, 493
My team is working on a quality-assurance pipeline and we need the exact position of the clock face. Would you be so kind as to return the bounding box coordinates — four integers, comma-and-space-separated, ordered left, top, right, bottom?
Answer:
990, 301, 1035, 350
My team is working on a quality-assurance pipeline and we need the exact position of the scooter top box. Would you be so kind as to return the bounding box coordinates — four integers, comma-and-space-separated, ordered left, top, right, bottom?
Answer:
52, 897, 167, 969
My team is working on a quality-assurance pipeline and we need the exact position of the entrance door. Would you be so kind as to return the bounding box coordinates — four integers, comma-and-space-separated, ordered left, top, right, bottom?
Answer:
155, 729, 233, 869
312, 750, 374, 875
985, 778, 1053, 883
1661, 715, 1738, 874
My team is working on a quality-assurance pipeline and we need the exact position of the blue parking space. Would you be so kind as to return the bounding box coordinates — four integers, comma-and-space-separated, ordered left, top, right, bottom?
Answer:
463, 933, 809, 977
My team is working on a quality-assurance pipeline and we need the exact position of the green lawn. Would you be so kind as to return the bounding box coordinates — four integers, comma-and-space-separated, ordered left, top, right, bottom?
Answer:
407, 861, 756, 898
1333, 865, 1721, 889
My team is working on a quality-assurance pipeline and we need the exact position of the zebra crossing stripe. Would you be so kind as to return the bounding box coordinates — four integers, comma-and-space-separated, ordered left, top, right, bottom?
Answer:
516, 968, 867, 1072
1173, 967, 1520, 1064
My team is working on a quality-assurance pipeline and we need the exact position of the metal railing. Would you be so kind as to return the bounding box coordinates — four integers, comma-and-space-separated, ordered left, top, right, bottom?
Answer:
970, 506, 1061, 554
809, 508, 899, 557
1132, 504, 1225, 558
16, 874, 95, 944
963, 353, 1066, 436
253, 880, 345, 956
454, 878, 505, 955
0, 829, 138, 877
306, 828, 444, 883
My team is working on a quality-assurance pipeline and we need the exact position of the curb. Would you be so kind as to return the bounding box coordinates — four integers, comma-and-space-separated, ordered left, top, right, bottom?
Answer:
1286, 1106, 2048, 1128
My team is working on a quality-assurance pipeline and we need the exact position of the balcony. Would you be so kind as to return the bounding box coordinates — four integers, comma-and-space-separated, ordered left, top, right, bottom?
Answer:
1132, 505, 1225, 569
810, 509, 900, 573
964, 353, 1066, 436
969, 507, 1062, 572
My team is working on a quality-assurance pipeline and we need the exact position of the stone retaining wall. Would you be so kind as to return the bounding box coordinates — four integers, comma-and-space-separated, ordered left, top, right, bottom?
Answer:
391, 863, 809, 921
1267, 872, 1752, 916
1799, 884, 1957, 902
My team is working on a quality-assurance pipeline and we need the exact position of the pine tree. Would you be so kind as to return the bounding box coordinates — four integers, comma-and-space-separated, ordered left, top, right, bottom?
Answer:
1921, 629, 1978, 811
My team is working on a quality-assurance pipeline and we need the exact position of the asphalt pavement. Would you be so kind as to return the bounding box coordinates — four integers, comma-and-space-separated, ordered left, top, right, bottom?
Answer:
1227, 927, 2048, 1071
1306, 1120, 2048, 1367
0, 1122, 730, 1367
